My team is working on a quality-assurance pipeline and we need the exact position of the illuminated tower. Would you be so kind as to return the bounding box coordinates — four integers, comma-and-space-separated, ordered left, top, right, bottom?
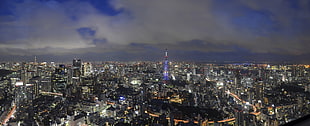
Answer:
34, 56, 37, 64
163, 49, 169, 83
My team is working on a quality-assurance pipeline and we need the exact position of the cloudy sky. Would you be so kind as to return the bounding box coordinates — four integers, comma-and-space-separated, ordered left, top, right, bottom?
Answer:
0, 0, 309, 63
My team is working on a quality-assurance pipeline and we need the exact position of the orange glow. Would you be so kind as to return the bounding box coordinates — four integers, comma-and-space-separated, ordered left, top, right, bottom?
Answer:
1, 105, 16, 125
225, 91, 258, 115
146, 111, 235, 124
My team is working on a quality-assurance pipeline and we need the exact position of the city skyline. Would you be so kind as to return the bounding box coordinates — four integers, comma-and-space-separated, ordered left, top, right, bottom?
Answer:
1, 58, 309, 125
0, 0, 310, 63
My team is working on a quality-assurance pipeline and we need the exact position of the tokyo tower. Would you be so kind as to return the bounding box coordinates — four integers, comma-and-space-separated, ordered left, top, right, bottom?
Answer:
163, 49, 169, 83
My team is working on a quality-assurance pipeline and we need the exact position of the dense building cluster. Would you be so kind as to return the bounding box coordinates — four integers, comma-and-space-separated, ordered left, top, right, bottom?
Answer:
0, 58, 310, 125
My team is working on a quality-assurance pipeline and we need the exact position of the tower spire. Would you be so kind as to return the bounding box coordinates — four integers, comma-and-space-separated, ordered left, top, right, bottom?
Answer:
34, 56, 37, 64
163, 49, 169, 82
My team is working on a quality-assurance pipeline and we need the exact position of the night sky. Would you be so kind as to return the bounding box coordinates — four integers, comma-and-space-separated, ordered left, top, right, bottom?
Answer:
0, 0, 309, 63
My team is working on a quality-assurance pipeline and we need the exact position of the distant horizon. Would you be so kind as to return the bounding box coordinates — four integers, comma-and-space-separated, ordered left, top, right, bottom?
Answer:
1, 51, 309, 64
0, 55, 308, 65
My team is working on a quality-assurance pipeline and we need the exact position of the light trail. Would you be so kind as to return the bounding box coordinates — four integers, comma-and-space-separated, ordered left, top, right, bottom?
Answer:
1, 105, 16, 125
267, 104, 296, 110
146, 111, 235, 125
225, 91, 258, 115
40, 91, 63, 96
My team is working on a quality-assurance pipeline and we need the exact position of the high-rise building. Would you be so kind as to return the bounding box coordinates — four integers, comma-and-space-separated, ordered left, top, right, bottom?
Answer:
72, 59, 81, 78
14, 82, 35, 124
52, 65, 67, 93
29, 76, 40, 99
82, 62, 93, 77
234, 105, 245, 126
73, 59, 82, 68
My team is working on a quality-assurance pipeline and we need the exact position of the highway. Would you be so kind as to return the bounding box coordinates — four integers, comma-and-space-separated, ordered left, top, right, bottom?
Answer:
225, 91, 260, 115
0, 105, 16, 125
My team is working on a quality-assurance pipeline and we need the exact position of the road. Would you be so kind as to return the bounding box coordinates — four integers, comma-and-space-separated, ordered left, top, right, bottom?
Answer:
0, 104, 16, 125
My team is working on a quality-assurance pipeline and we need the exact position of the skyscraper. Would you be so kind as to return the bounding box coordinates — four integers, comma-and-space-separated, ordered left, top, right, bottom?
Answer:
82, 62, 93, 77
72, 58, 81, 78
52, 64, 67, 93
73, 59, 82, 68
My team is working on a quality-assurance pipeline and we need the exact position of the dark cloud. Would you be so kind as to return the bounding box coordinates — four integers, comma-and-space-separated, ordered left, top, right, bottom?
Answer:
0, 0, 309, 62
77, 27, 96, 40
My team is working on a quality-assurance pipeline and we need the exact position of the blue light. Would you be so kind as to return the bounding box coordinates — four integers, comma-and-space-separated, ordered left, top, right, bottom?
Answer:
119, 96, 125, 100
